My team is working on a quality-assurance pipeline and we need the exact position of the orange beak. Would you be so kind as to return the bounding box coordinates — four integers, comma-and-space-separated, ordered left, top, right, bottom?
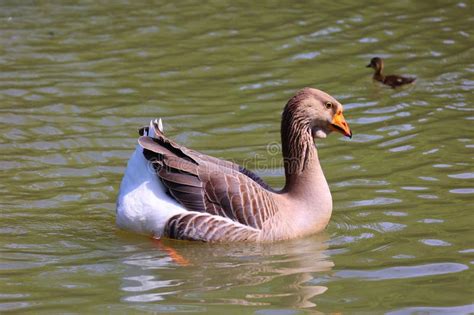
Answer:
330, 111, 352, 138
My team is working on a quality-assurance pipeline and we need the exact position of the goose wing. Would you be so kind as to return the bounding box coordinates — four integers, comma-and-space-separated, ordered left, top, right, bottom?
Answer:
138, 123, 279, 241
139, 123, 273, 191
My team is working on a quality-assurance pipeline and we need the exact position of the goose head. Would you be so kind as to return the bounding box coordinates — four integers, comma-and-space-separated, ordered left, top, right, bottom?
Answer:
283, 88, 352, 140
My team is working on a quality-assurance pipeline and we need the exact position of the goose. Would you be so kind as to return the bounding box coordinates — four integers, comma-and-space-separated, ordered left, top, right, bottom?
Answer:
366, 57, 416, 88
116, 87, 352, 242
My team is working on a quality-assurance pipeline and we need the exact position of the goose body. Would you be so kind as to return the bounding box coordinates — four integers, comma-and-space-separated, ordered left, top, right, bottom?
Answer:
116, 88, 352, 242
367, 57, 416, 88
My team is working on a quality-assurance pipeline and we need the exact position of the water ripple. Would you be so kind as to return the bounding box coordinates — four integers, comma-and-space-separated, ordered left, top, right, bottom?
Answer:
420, 239, 452, 247
386, 303, 474, 315
350, 197, 402, 208
448, 172, 474, 179
336, 263, 468, 281
449, 188, 474, 194
0, 1, 473, 313
122, 276, 182, 292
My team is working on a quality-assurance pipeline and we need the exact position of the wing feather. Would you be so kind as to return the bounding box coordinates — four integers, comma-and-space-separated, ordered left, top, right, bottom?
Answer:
164, 212, 259, 242
138, 130, 279, 241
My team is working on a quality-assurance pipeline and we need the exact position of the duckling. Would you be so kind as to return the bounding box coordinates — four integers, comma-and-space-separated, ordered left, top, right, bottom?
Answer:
366, 57, 416, 88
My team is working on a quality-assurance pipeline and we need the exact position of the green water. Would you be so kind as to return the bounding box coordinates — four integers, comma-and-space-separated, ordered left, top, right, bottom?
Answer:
1, 1, 473, 314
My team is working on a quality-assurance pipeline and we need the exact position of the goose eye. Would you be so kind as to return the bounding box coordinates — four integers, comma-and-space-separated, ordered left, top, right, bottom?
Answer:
325, 102, 333, 109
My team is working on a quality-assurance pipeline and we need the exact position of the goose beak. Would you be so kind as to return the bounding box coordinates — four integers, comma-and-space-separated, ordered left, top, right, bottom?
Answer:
330, 112, 352, 138
366, 63, 372, 68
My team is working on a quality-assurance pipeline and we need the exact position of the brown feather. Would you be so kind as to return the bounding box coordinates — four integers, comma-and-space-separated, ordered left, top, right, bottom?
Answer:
138, 132, 279, 236
164, 212, 259, 242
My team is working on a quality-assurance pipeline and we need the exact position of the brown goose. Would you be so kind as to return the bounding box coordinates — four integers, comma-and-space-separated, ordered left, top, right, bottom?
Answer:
367, 57, 416, 88
116, 88, 352, 242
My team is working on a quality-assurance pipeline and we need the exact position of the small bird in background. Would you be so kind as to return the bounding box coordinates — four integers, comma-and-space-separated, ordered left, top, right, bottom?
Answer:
366, 57, 416, 88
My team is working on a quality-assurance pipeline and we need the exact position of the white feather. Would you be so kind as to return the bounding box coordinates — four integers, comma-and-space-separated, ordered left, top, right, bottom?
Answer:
116, 144, 186, 237
158, 118, 163, 132
148, 120, 156, 137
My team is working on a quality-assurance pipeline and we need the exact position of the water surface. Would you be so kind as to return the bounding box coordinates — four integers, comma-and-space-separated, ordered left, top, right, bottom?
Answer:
1, 1, 473, 314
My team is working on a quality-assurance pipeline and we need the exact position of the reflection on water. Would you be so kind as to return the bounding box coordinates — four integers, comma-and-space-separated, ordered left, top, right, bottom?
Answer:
120, 235, 333, 310
1, 0, 473, 313
336, 262, 468, 280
